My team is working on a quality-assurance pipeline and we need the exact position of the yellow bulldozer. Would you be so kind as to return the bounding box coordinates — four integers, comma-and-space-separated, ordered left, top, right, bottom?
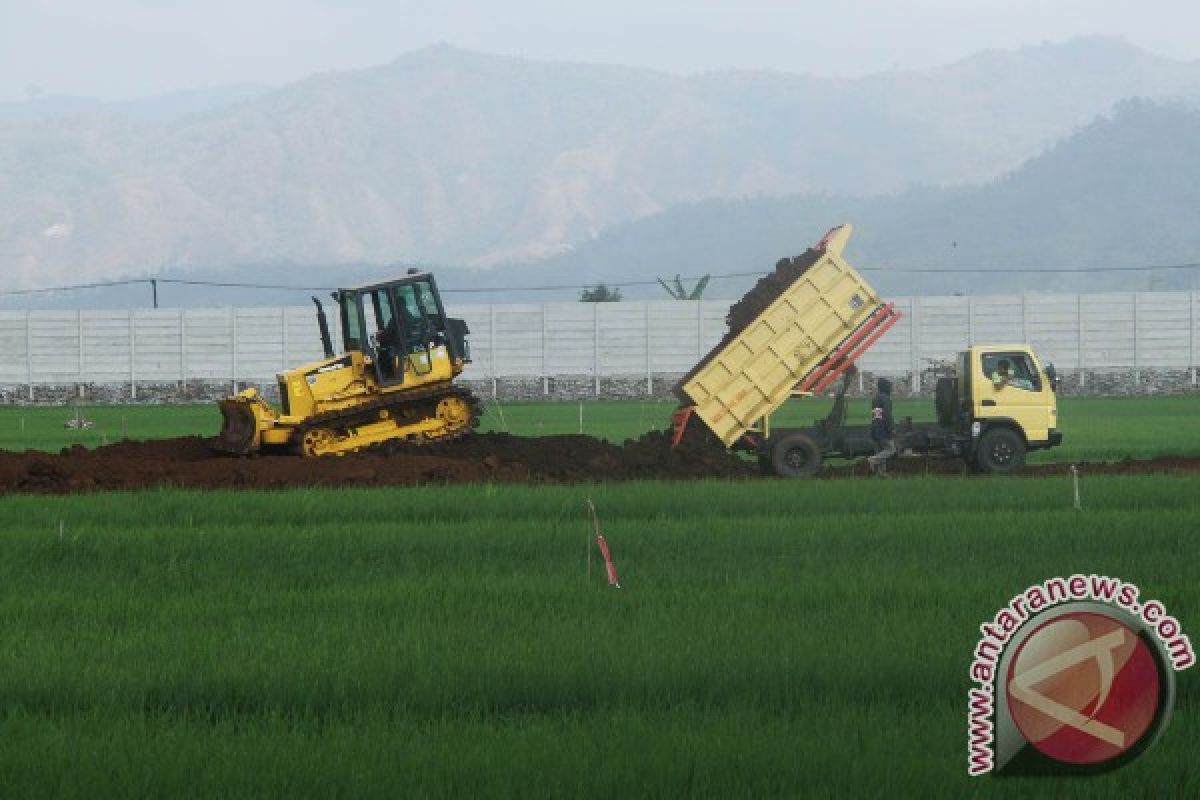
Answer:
214, 270, 479, 457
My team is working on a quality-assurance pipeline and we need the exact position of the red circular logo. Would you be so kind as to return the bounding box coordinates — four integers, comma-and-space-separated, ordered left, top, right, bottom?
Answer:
1006, 612, 1161, 766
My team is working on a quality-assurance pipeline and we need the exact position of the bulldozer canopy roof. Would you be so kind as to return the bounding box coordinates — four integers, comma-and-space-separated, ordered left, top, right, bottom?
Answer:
339, 271, 434, 294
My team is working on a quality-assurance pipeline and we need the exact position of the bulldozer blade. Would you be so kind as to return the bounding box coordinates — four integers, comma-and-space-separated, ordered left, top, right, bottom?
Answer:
213, 398, 261, 455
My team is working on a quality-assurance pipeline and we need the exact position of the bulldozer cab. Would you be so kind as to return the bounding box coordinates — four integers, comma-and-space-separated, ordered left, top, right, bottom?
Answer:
335, 272, 469, 387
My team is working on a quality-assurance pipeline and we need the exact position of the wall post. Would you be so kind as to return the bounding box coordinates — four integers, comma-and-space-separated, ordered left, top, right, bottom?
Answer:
179, 309, 186, 388
489, 304, 497, 399
129, 310, 137, 400
1077, 294, 1086, 390
231, 307, 238, 394
644, 301, 652, 396
593, 304, 600, 397
1132, 292, 1140, 387
77, 309, 84, 399
909, 298, 921, 394
1020, 291, 1029, 343
25, 312, 33, 401
966, 296, 974, 346
541, 303, 549, 396
1191, 291, 1197, 387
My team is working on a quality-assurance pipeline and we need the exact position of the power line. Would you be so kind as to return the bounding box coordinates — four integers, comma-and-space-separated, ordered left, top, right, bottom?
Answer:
0, 277, 337, 298
433, 263, 1200, 293
159, 278, 336, 291
440, 273, 765, 293
861, 263, 1200, 274
2, 261, 1198, 299
0, 278, 150, 297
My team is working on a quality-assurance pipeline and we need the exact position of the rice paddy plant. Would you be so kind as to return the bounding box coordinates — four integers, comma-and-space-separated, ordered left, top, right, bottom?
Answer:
0, 477, 1196, 796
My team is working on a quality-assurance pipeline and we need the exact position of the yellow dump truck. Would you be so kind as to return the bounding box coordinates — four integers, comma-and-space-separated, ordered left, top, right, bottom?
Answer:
672, 224, 1063, 476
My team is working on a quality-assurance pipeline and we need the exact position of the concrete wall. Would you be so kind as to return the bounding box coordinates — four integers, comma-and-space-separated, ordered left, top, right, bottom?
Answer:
1, 291, 1197, 402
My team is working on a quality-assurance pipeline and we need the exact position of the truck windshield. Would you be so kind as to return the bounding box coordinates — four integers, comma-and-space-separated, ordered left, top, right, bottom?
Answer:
981, 352, 1040, 391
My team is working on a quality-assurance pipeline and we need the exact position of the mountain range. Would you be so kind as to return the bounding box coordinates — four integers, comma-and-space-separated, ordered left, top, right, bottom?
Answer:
3, 37, 1200, 300
494, 99, 1200, 299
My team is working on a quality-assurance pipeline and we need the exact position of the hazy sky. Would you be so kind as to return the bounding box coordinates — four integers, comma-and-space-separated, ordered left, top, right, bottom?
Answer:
3, 0, 1199, 101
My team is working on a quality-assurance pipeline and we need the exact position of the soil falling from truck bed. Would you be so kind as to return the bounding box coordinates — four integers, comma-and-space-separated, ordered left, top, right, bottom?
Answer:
0, 433, 1197, 494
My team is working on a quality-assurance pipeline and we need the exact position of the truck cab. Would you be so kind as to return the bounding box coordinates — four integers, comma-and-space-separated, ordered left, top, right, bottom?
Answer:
940, 344, 1062, 473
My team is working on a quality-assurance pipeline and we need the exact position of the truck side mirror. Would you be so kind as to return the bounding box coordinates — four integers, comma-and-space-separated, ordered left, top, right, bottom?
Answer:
1045, 363, 1059, 392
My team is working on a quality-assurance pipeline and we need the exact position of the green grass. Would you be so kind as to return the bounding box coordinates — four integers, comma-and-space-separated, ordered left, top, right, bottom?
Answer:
0, 479, 1197, 797
0, 395, 1196, 463
0, 404, 217, 452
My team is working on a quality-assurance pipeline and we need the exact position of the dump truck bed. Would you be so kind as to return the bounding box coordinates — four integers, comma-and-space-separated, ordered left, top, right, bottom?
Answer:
675, 224, 899, 447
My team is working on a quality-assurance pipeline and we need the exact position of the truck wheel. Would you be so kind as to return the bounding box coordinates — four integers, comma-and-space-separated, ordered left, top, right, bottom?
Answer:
935, 377, 957, 427
770, 433, 823, 478
975, 427, 1026, 474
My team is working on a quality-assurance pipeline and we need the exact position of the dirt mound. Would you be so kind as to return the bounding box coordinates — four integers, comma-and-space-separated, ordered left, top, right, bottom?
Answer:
0, 428, 756, 495
674, 248, 823, 401
377, 426, 751, 482
0, 433, 1197, 494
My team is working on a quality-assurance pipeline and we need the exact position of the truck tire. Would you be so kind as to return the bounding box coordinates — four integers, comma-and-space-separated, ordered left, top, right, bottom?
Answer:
935, 377, 957, 427
770, 432, 823, 477
974, 427, 1026, 474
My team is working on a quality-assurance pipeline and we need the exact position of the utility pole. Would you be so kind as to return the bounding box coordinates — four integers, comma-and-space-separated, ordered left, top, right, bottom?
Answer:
151, 279, 159, 309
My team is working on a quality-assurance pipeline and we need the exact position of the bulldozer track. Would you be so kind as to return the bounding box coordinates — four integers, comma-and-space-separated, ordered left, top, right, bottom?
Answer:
295, 383, 482, 455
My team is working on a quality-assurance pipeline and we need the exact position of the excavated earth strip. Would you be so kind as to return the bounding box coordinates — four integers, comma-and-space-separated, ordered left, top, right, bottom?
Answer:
0, 432, 1197, 494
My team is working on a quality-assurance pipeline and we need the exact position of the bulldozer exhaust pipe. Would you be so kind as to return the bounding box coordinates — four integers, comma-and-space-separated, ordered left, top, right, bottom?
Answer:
313, 296, 334, 359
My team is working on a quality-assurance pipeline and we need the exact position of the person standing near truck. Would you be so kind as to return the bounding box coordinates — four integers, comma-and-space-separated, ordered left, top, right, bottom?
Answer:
867, 377, 895, 476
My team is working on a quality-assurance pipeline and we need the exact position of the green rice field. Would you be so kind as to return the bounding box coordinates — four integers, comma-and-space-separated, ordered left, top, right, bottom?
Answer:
0, 396, 1197, 796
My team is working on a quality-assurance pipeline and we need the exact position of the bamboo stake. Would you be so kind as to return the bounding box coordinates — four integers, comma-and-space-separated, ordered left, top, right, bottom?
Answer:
1070, 465, 1082, 511
586, 498, 594, 581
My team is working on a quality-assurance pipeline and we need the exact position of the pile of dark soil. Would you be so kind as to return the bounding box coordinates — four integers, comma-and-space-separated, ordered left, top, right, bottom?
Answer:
0, 432, 1195, 494
0, 427, 755, 495
674, 247, 824, 401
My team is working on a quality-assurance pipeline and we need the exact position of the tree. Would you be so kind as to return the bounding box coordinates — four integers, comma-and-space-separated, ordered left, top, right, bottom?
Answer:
579, 284, 623, 302
657, 273, 711, 300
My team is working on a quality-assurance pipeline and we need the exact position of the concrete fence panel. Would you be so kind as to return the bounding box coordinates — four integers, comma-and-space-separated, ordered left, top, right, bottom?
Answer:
1, 292, 1196, 400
